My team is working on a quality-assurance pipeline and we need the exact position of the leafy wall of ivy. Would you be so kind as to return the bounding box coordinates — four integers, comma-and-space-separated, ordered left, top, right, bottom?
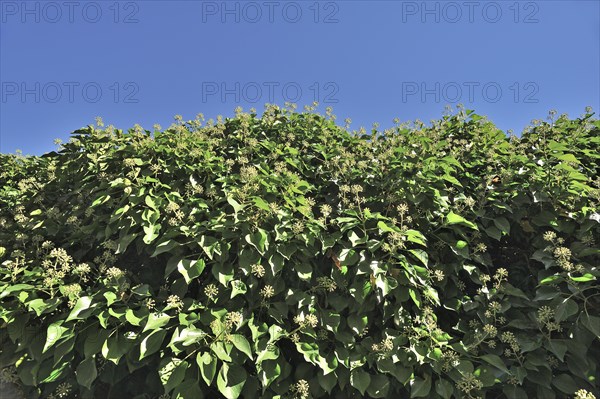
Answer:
0, 105, 598, 399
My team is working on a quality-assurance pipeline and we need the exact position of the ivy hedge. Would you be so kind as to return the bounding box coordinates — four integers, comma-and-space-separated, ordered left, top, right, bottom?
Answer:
0, 105, 599, 399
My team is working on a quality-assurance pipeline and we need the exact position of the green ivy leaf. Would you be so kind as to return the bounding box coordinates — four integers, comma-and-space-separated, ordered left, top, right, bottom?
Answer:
409, 288, 421, 308
211, 341, 233, 362
405, 230, 427, 246
230, 280, 247, 298
318, 369, 337, 394
66, 296, 95, 321
197, 352, 218, 386
143, 312, 171, 332
569, 273, 596, 282
172, 327, 206, 347
102, 332, 130, 364
103, 291, 117, 306
43, 321, 69, 353
539, 275, 562, 285
145, 195, 158, 210
552, 373, 578, 394
548, 340, 568, 361
40, 361, 69, 383
217, 363, 247, 399
230, 334, 253, 360
377, 221, 399, 233
367, 374, 391, 398
435, 379, 454, 399
350, 370, 371, 395
198, 235, 219, 260
347, 314, 368, 335
172, 378, 204, 399
152, 238, 180, 257
1, 284, 34, 299
76, 357, 97, 389
140, 329, 168, 360
177, 258, 206, 284
556, 153, 579, 163
493, 217, 510, 234
411, 374, 432, 398
245, 228, 268, 254
446, 211, 478, 230
409, 249, 428, 267
227, 197, 245, 214
554, 298, 578, 322
143, 224, 161, 244
92, 194, 111, 207
27, 297, 60, 316
453, 240, 470, 258
479, 354, 509, 374
485, 225, 502, 241
252, 196, 271, 212
159, 358, 188, 394
125, 309, 145, 326
581, 314, 600, 338
260, 359, 281, 389
503, 385, 528, 399
116, 233, 138, 254
348, 230, 367, 247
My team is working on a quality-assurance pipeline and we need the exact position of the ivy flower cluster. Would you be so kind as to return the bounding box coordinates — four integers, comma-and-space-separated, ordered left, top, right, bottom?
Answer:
166, 295, 184, 313
251, 263, 266, 278
382, 231, 407, 253
105, 266, 125, 280
48, 382, 72, 398
440, 350, 460, 372
456, 373, 483, 399
431, 269, 445, 282
225, 311, 243, 330
290, 379, 310, 399
371, 336, 394, 358
204, 284, 219, 301
260, 285, 275, 299
537, 305, 562, 334
315, 276, 337, 292
574, 389, 597, 399
473, 243, 488, 254
293, 313, 319, 329
93, 249, 117, 272
38, 245, 76, 298
484, 301, 506, 324
499, 331, 524, 364
543, 231, 587, 273
73, 263, 91, 282
185, 182, 204, 197
62, 283, 82, 307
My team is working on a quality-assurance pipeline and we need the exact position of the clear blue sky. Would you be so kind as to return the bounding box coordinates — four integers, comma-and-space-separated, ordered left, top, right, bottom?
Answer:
1, 0, 599, 155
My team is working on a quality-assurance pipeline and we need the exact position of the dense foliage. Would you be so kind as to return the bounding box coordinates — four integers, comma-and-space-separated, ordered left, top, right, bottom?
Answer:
0, 105, 599, 399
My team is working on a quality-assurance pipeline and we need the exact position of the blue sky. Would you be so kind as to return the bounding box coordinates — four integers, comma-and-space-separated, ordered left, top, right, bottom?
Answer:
1, 0, 599, 155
